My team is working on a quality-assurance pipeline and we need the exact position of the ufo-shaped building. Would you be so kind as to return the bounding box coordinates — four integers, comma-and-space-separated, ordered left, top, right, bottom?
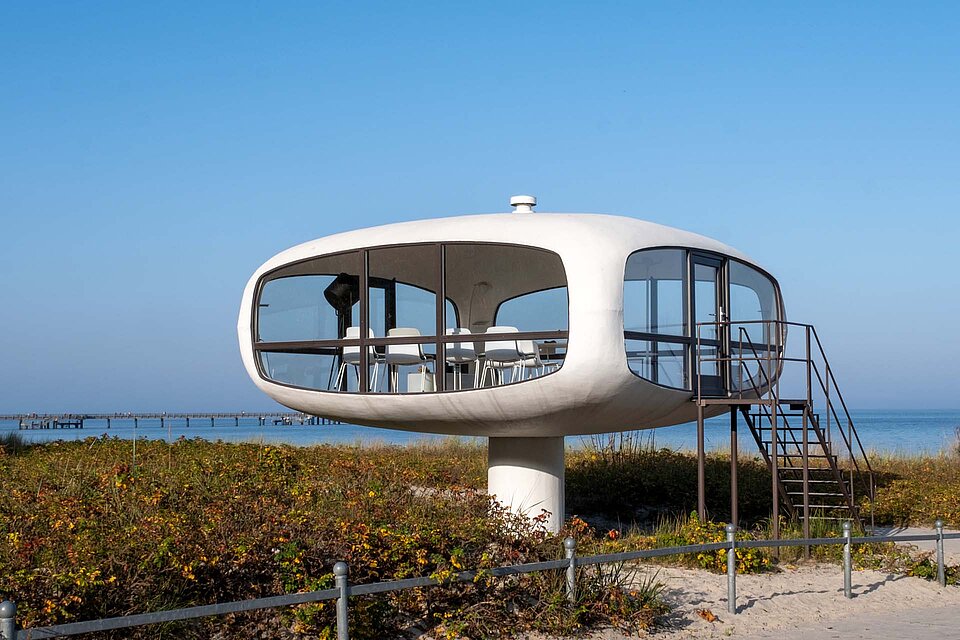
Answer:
238, 196, 784, 531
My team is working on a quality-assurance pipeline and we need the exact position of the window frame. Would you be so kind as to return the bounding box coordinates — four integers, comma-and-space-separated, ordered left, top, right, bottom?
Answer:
252, 242, 570, 394
622, 247, 784, 394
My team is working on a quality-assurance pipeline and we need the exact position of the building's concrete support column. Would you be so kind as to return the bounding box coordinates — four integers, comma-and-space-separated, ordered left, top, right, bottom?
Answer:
487, 436, 565, 533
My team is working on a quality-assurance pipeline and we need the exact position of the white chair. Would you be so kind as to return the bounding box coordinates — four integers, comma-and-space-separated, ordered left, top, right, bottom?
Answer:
385, 327, 431, 393
445, 328, 478, 390
479, 326, 523, 387
517, 339, 546, 380
334, 327, 381, 392
538, 340, 564, 374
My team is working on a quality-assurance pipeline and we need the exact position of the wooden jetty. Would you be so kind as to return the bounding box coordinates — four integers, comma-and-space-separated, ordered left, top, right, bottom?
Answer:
0, 412, 341, 430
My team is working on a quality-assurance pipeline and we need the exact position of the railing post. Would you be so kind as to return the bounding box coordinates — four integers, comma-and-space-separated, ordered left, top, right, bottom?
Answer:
334, 561, 350, 640
726, 524, 737, 615
936, 519, 946, 588
803, 325, 811, 558
842, 521, 853, 599
0, 600, 16, 640
564, 537, 577, 604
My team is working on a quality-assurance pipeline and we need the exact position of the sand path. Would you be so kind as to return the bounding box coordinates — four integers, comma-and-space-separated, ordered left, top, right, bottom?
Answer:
872, 525, 960, 564
564, 563, 960, 639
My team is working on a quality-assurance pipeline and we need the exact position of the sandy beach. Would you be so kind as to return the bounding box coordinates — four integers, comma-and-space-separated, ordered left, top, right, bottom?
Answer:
555, 561, 960, 639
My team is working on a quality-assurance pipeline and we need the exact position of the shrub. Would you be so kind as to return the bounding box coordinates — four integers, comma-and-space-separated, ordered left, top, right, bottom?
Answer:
0, 437, 665, 639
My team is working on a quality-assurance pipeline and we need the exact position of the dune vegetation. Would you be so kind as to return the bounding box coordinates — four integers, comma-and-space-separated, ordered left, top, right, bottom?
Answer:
1, 432, 958, 638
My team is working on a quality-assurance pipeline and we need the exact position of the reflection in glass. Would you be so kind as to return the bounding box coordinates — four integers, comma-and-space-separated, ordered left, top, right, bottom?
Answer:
368, 245, 438, 337
693, 263, 719, 342
495, 287, 568, 332
258, 252, 361, 343
257, 243, 569, 394
623, 249, 686, 335
625, 339, 687, 388
259, 352, 339, 391
729, 260, 780, 343
445, 244, 567, 334
729, 260, 781, 392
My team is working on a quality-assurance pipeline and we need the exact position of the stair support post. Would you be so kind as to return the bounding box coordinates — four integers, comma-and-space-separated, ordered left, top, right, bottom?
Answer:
697, 403, 706, 521
771, 398, 779, 543
803, 326, 812, 557
730, 407, 738, 529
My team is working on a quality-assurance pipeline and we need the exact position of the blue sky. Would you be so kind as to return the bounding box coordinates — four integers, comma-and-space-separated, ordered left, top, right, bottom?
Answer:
2, 2, 958, 411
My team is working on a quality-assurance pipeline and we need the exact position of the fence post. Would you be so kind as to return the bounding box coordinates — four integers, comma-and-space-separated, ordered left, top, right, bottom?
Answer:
726, 524, 737, 614
842, 521, 852, 599
334, 562, 349, 640
564, 537, 577, 605
0, 600, 16, 640
935, 519, 946, 588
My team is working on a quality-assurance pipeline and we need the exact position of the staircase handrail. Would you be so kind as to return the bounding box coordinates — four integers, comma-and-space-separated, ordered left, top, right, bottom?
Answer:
808, 328, 875, 479
695, 319, 875, 502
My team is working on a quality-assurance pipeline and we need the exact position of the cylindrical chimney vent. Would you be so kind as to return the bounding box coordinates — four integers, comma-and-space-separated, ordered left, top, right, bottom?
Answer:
509, 195, 537, 213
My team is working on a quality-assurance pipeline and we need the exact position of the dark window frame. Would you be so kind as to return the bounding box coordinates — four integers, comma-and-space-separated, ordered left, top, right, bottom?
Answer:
252, 241, 570, 395
622, 247, 784, 394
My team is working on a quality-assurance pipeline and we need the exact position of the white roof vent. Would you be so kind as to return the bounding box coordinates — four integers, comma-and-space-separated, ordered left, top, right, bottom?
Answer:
509, 195, 537, 213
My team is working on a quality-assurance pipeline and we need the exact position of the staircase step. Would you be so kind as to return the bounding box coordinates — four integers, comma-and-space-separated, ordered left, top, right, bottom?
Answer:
803, 504, 856, 510
767, 452, 837, 460
781, 478, 843, 484
755, 424, 825, 431
763, 440, 837, 450
787, 492, 847, 497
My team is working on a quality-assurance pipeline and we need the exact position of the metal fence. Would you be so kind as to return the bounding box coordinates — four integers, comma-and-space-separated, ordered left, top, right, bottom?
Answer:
1, 521, 956, 640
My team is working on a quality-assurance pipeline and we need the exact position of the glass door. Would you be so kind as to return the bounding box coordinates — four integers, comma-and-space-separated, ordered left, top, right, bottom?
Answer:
691, 254, 727, 396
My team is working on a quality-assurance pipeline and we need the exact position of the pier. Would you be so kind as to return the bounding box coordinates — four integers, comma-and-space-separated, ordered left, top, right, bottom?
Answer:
1, 412, 340, 430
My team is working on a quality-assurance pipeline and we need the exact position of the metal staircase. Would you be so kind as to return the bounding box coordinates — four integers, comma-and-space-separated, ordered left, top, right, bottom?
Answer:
695, 320, 875, 539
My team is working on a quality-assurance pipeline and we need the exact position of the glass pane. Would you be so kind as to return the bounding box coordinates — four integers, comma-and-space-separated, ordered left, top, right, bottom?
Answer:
368, 245, 438, 337
623, 279, 649, 332
445, 299, 459, 328
367, 245, 438, 394
729, 260, 780, 345
623, 249, 685, 336
696, 344, 719, 377
259, 352, 340, 391
625, 339, 687, 389
694, 263, 719, 341
465, 333, 567, 389
257, 251, 361, 342
495, 287, 568, 331
443, 243, 567, 390
729, 261, 781, 392
728, 344, 771, 392
444, 244, 566, 333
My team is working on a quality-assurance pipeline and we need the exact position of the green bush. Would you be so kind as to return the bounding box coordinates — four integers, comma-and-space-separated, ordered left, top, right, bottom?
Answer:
0, 437, 664, 638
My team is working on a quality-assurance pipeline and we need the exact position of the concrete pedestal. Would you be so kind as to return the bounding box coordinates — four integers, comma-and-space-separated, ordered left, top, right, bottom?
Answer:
487, 436, 565, 533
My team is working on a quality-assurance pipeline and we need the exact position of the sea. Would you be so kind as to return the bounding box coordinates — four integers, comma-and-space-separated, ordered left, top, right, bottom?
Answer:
2, 410, 958, 455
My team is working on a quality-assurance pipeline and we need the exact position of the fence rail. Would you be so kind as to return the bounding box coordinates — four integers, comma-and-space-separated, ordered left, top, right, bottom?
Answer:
2, 521, 955, 640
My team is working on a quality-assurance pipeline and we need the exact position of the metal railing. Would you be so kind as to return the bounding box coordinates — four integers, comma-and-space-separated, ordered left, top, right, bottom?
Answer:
694, 319, 876, 532
2, 521, 955, 640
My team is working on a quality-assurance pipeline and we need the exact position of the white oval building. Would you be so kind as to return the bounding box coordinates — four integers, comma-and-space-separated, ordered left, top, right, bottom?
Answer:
238, 196, 784, 531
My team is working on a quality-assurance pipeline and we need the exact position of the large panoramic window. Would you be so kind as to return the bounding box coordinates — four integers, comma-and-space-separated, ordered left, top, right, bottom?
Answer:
253, 243, 568, 394
623, 248, 781, 393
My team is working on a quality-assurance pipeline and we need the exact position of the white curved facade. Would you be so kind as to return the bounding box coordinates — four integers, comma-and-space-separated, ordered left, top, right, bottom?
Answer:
238, 210, 783, 438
